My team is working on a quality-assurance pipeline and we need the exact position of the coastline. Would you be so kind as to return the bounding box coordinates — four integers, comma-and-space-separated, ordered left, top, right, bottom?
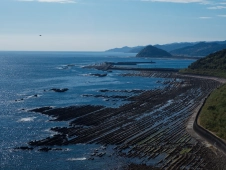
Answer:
83, 61, 179, 72
184, 74, 226, 155
2, 52, 226, 170
21, 70, 226, 169
184, 75, 226, 151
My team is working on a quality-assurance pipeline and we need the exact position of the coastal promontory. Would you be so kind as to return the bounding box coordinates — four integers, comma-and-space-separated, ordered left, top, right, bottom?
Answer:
181, 48, 226, 77
136, 45, 172, 58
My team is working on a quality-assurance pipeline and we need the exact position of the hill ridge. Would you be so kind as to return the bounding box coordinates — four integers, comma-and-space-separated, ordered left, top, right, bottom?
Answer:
136, 45, 172, 58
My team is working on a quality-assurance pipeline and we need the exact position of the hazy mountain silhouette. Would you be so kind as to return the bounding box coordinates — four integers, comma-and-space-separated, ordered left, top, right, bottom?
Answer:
170, 42, 226, 57
136, 45, 172, 58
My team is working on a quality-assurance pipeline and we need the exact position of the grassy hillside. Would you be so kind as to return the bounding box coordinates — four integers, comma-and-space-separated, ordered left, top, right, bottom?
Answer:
180, 48, 226, 78
180, 48, 226, 140
199, 84, 226, 140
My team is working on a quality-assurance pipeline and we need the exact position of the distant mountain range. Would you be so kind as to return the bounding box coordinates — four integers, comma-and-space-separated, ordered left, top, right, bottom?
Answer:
155, 42, 198, 52
105, 40, 226, 57
170, 42, 226, 57
105, 46, 144, 53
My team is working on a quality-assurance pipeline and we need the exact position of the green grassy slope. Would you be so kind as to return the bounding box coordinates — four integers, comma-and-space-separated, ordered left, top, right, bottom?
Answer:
199, 85, 226, 140
180, 48, 226, 140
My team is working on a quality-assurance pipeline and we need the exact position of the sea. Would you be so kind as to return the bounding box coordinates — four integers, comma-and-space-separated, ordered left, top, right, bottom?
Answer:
0, 51, 195, 170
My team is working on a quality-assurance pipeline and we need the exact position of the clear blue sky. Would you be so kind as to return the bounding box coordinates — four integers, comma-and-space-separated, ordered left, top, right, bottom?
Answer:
1, 0, 226, 51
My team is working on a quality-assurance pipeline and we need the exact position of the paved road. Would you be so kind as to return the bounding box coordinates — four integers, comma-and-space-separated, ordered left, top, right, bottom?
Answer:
184, 74, 226, 154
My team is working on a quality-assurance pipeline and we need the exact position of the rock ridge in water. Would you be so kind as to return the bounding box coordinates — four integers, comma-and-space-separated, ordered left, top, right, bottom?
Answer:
51, 88, 69, 92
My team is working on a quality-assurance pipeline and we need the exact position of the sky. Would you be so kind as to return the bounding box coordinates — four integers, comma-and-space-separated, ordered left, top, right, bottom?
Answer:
0, 0, 226, 51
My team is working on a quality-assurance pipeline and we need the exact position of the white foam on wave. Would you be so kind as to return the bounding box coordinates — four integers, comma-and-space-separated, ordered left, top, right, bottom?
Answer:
67, 157, 86, 161
80, 73, 90, 77
18, 117, 36, 122
27, 94, 41, 99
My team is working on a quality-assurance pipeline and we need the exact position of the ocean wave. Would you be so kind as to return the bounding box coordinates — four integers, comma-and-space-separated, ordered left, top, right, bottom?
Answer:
27, 94, 41, 99
17, 117, 36, 122
67, 157, 86, 161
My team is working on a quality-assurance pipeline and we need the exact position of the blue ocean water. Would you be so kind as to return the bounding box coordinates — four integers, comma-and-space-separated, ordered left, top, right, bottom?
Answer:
0, 51, 195, 170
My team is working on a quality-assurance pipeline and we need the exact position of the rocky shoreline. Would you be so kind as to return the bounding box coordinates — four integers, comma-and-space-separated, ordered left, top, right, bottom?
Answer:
19, 70, 226, 169
83, 62, 179, 72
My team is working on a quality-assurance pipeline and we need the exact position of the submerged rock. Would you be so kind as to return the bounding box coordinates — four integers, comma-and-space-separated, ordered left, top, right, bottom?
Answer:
51, 88, 69, 92
38, 147, 52, 152
30, 106, 53, 113
90, 73, 107, 77
14, 146, 34, 150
